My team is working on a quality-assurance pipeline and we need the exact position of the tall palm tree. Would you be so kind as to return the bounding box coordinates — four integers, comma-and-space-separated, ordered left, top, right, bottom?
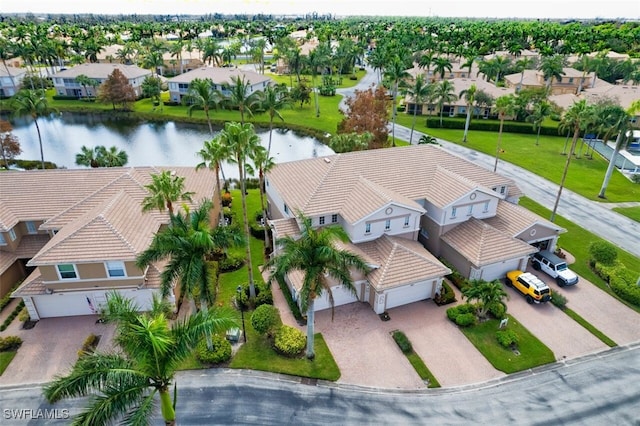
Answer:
75, 145, 100, 168
432, 56, 453, 80
384, 56, 411, 147
219, 122, 262, 300
539, 54, 565, 94
266, 214, 368, 359
258, 83, 291, 157
433, 80, 457, 127
224, 75, 262, 124
196, 135, 229, 226
462, 279, 508, 319
493, 94, 516, 172
247, 145, 276, 252
183, 78, 222, 135
12, 89, 54, 170
552, 100, 595, 221
96, 145, 129, 167
402, 73, 431, 144
141, 170, 194, 216
597, 105, 633, 199
459, 83, 477, 143
526, 101, 552, 146
514, 57, 535, 92
43, 292, 237, 426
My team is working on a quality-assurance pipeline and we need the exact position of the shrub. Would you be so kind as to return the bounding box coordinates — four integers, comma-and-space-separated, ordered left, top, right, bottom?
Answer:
632, 174, 640, 184
250, 222, 266, 240
219, 253, 245, 272
392, 330, 413, 354
274, 325, 306, 357
446, 303, 476, 322
0, 300, 25, 331
487, 301, 506, 319
221, 191, 233, 207
609, 267, 640, 307
236, 282, 273, 310
251, 304, 282, 336
425, 117, 560, 136
0, 281, 23, 312
454, 312, 477, 327
196, 335, 232, 364
18, 308, 30, 322
496, 329, 520, 348
0, 336, 23, 352
78, 333, 100, 357
588, 241, 618, 266
434, 281, 456, 306
551, 291, 568, 309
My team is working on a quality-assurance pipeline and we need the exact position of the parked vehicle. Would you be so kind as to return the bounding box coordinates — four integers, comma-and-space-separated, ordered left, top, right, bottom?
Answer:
531, 250, 579, 287
506, 270, 552, 304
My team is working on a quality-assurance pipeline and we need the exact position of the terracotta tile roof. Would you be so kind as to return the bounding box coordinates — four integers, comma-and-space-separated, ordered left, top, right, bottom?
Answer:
269, 218, 300, 240
425, 167, 477, 208
484, 201, 564, 238
0, 253, 17, 276
267, 145, 519, 221
356, 235, 451, 291
14, 234, 51, 259
167, 66, 272, 86
52, 63, 151, 80
441, 218, 537, 267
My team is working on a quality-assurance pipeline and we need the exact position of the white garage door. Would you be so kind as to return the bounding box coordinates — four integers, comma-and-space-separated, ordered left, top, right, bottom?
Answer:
313, 285, 359, 311
33, 293, 95, 318
385, 280, 434, 310
480, 258, 524, 281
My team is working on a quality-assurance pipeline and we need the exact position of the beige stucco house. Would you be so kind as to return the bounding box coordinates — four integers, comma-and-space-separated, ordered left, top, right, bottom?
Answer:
265, 145, 564, 314
0, 167, 217, 320
51, 63, 151, 98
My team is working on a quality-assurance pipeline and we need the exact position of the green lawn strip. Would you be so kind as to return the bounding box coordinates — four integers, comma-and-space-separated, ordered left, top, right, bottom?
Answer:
560, 307, 617, 347
460, 315, 555, 374
396, 114, 640, 203
404, 351, 440, 388
519, 197, 640, 314
0, 351, 17, 376
612, 206, 640, 223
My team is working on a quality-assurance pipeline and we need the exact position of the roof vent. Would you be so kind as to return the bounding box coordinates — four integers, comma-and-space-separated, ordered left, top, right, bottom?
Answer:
324, 158, 331, 163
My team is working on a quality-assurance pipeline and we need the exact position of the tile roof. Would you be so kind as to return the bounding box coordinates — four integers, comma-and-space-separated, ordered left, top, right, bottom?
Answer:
0, 66, 27, 78
484, 201, 564, 238
167, 66, 272, 86
53, 63, 151, 80
14, 234, 51, 259
269, 218, 300, 239
267, 145, 519, 221
0, 253, 17, 276
441, 218, 537, 267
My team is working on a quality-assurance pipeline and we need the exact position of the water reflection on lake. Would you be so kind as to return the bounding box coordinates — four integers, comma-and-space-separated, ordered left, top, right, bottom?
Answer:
6, 112, 334, 177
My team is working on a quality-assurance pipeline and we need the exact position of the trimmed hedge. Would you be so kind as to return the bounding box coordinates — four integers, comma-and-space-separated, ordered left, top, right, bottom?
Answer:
1, 281, 23, 313
196, 335, 232, 364
446, 303, 477, 327
236, 282, 273, 311
440, 258, 470, 291
218, 253, 245, 273
425, 117, 563, 136
392, 330, 412, 354
551, 291, 568, 309
250, 304, 281, 336
274, 325, 306, 357
0, 336, 22, 352
0, 301, 25, 332
434, 281, 457, 306
609, 267, 640, 307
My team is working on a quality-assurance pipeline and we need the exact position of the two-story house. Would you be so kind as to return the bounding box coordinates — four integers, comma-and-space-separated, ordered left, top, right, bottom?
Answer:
265, 145, 564, 315
51, 63, 151, 98
0, 65, 27, 97
1, 166, 216, 320
167, 67, 272, 103
504, 67, 595, 95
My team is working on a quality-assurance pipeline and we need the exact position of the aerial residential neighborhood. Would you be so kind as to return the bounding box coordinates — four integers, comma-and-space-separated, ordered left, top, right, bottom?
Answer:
0, 6, 639, 424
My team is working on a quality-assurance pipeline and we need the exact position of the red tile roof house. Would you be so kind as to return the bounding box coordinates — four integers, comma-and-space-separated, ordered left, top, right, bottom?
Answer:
266, 144, 564, 315
0, 167, 216, 320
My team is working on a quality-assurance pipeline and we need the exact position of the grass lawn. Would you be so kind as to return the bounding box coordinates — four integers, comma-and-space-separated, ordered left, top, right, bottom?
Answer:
560, 307, 617, 347
613, 206, 640, 223
405, 351, 440, 388
396, 114, 640, 203
519, 197, 640, 314
461, 315, 555, 374
0, 351, 17, 376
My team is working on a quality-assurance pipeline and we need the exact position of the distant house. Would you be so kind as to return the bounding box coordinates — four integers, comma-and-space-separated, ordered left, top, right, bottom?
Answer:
0, 65, 28, 97
504, 67, 595, 95
51, 63, 151, 98
266, 145, 564, 314
97, 44, 204, 76
1, 167, 217, 320
167, 67, 272, 103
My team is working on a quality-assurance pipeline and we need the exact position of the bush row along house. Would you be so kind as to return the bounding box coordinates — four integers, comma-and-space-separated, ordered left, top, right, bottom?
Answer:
266, 144, 564, 315
0, 167, 217, 320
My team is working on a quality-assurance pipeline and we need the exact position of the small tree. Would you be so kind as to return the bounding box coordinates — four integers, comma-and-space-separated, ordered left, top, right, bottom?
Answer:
290, 82, 311, 108
142, 75, 163, 106
338, 85, 389, 149
97, 68, 137, 110
250, 304, 281, 336
0, 120, 21, 169
329, 132, 371, 153
588, 241, 618, 266
462, 279, 509, 320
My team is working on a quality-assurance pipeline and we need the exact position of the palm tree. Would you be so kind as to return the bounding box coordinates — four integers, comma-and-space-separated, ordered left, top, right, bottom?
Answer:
526, 101, 552, 146
432, 56, 453, 80
96, 145, 129, 167
75, 145, 100, 168
597, 105, 633, 199
514, 57, 535, 92
183, 78, 222, 135
43, 292, 237, 426
266, 214, 368, 359
258, 83, 291, 157
141, 170, 194, 216
552, 100, 595, 221
459, 84, 477, 143
224, 75, 262, 124
403, 73, 431, 144
493, 94, 516, 172
247, 145, 275, 253
433, 80, 457, 127
12, 89, 54, 170
539, 54, 565, 94
219, 122, 262, 300
384, 56, 411, 146
462, 279, 508, 319
196, 135, 229, 226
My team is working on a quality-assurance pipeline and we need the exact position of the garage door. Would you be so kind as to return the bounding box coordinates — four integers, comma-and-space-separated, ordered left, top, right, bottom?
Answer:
33, 293, 95, 318
480, 258, 524, 281
313, 285, 359, 311
385, 280, 434, 310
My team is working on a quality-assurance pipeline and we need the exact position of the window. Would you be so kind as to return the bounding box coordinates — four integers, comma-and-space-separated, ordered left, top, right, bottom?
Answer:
26, 221, 37, 234
8, 229, 16, 241
500, 186, 506, 195
331, 214, 338, 223
451, 207, 457, 218
365, 223, 371, 234
404, 216, 410, 227
57, 264, 78, 280
467, 205, 473, 216
568, 77, 574, 83
105, 261, 126, 278
385, 219, 391, 231
284, 204, 289, 214
319, 216, 325, 225
0, 233, 6, 245
483, 201, 490, 213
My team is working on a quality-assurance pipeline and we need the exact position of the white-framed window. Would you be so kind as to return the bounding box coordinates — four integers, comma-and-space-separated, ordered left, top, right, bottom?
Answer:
105, 261, 126, 278
0, 233, 6, 245
365, 223, 371, 234
331, 214, 338, 223
451, 207, 457, 218
385, 219, 391, 231
404, 216, 410, 227
319, 216, 325, 225
57, 264, 78, 280
467, 205, 473, 216
8, 229, 17, 241
483, 201, 490, 213
26, 221, 37, 234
